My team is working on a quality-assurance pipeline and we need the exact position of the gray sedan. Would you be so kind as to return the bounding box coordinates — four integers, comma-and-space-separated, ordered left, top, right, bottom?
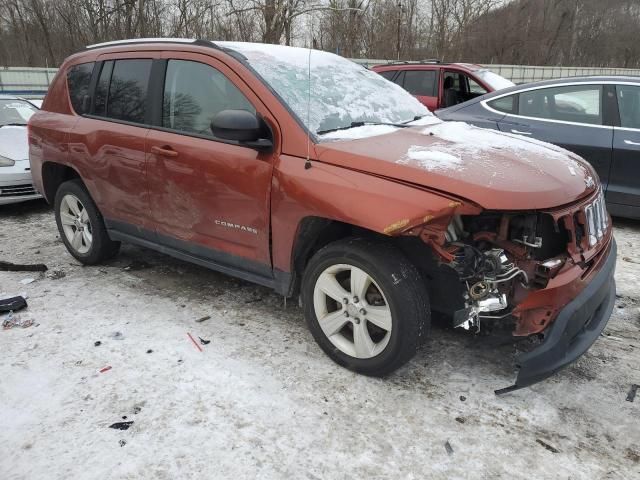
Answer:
436, 77, 640, 219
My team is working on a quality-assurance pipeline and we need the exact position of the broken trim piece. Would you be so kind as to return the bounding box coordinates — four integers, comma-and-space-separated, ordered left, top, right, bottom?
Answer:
495, 239, 616, 395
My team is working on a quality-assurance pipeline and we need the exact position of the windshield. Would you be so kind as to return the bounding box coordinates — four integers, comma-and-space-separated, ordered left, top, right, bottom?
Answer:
474, 70, 515, 91
217, 42, 431, 136
0, 99, 37, 126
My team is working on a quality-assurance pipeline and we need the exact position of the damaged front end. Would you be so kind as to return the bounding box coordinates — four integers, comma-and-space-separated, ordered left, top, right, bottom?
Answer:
410, 189, 616, 392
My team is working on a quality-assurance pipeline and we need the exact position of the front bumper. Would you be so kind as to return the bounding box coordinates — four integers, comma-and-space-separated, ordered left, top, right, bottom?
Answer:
496, 238, 617, 394
0, 166, 42, 205
0, 183, 42, 205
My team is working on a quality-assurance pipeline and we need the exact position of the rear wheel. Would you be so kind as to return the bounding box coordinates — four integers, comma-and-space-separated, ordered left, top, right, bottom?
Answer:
302, 237, 430, 376
54, 179, 120, 264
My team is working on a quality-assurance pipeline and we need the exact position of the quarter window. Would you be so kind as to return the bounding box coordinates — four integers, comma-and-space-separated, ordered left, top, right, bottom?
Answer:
616, 85, 640, 129
104, 59, 152, 124
403, 70, 437, 97
518, 85, 602, 125
162, 60, 255, 137
67, 62, 95, 115
488, 95, 517, 114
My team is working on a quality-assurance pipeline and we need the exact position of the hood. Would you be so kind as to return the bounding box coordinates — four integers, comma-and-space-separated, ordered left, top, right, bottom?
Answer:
316, 121, 596, 211
0, 126, 28, 161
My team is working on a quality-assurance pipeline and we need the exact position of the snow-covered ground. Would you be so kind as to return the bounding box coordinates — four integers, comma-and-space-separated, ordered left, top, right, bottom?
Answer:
1, 200, 639, 479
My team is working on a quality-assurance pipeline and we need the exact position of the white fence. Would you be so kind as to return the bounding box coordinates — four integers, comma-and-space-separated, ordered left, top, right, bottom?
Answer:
2, 61, 640, 98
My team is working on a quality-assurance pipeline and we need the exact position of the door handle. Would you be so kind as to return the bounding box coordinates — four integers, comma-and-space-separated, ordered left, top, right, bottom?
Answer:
624, 139, 640, 146
151, 145, 178, 157
511, 129, 532, 135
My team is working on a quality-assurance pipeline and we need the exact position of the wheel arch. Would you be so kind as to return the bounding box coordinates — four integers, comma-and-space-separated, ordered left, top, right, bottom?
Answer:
41, 162, 83, 203
282, 216, 385, 298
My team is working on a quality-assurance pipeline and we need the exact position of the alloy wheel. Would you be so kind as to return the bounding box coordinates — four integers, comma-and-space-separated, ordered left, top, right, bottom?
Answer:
313, 263, 392, 359
59, 193, 93, 254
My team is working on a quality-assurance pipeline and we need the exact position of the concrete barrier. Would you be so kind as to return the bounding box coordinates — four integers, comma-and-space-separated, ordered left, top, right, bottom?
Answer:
0, 67, 58, 98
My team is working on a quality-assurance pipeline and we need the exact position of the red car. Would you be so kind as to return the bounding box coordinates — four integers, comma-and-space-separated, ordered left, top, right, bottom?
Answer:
372, 61, 514, 111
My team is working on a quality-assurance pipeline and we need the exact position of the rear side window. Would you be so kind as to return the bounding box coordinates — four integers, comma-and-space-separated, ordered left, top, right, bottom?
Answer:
162, 60, 255, 138
488, 95, 517, 114
377, 70, 396, 81
103, 59, 152, 124
518, 85, 602, 125
403, 70, 437, 97
67, 62, 95, 114
616, 85, 640, 129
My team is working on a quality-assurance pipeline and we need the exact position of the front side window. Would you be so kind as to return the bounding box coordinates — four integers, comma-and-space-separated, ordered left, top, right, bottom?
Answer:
104, 59, 152, 124
403, 70, 437, 97
0, 99, 37, 126
616, 85, 640, 129
468, 77, 488, 95
162, 60, 255, 137
518, 85, 602, 125
67, 62, 95, 114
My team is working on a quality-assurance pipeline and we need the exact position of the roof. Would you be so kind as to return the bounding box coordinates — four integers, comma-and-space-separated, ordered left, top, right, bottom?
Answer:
372, 61, 485, 72
477, 75, 640, 101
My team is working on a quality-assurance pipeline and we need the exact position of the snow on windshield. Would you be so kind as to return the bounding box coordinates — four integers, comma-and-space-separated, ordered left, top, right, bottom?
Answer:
475, 70, 514, 91
216, 42, 431, 135
0, 99, 37, 126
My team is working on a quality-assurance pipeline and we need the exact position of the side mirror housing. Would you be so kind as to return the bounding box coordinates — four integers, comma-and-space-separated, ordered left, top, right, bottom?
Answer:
211, 110, 273, 151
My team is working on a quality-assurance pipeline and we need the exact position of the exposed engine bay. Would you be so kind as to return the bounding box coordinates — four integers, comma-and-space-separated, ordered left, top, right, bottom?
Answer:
440, 212, 571, 333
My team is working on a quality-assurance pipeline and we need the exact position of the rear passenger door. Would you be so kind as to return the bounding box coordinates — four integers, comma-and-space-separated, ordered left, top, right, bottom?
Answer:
145, 53, 275, 277
70, 53, 156, 233
610, 84, 640, 211
496, 84, 614, 190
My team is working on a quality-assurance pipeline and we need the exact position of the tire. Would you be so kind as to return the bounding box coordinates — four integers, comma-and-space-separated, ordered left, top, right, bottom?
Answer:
302, 237, 430, 376
54, 179, 120, 265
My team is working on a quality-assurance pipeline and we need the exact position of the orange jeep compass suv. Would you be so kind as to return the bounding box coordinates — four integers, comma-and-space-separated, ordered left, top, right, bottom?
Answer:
28, 39, 616, 393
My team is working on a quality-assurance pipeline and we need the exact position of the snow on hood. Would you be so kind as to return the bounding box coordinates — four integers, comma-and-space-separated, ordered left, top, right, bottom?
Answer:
402, 121, 589, 178
215, 42, 431, 135
316, 121, 596, 210
0, 126, 28, 161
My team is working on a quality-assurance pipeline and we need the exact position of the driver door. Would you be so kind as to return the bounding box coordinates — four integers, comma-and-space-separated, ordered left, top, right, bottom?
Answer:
146, 53, 276, 277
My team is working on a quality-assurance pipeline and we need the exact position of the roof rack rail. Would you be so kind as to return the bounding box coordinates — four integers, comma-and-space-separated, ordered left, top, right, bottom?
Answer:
384, 59, 442, 65
85, 38, 215, 50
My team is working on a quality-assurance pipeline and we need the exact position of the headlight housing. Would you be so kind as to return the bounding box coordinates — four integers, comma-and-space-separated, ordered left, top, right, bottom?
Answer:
0, 155, 16, 167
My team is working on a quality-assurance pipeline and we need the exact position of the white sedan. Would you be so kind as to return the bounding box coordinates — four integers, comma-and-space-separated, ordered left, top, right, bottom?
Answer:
0, 95, 42, 205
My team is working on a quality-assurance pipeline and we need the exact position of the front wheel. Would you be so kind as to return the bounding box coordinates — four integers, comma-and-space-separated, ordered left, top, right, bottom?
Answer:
302, 237, 430, 376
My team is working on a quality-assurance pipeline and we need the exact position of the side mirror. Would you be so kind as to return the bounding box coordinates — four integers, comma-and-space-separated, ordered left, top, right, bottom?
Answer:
210, 110, 273, 151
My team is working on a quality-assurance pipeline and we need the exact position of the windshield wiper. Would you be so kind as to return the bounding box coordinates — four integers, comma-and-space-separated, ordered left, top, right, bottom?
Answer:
0, 123, 28, 127
317, 121, 413, 136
